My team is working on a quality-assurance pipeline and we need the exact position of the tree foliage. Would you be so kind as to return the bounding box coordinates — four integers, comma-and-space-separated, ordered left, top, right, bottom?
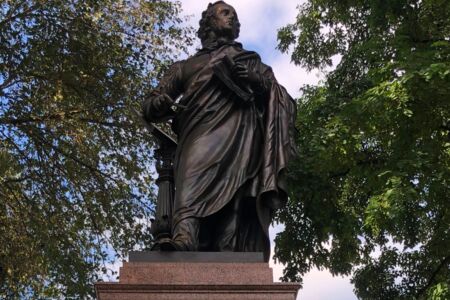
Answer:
276, 0, 449, 298
0, 0, 192, 298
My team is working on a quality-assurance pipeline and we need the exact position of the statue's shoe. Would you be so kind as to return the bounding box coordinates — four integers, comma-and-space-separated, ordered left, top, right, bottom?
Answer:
152, 238, 185, 251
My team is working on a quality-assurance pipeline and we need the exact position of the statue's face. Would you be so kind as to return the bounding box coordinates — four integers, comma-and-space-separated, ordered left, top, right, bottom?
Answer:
211, 3, 238, 38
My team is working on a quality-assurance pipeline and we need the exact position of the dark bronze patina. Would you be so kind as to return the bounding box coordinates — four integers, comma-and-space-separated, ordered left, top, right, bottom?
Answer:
142, 1, 296, 261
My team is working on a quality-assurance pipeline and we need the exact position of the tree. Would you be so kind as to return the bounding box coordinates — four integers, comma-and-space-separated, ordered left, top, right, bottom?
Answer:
275, 0, 449, 299
0, 0, 193, 298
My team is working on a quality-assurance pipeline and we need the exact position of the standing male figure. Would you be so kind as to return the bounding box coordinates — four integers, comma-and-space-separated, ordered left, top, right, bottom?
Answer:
142, 1, 296, 261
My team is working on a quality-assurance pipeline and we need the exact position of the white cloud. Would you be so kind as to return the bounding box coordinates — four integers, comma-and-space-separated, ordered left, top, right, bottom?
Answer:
269, 225, 356, 300
299, 268, 356, 300
270, 53, 323, 98
179, 0, 302, 53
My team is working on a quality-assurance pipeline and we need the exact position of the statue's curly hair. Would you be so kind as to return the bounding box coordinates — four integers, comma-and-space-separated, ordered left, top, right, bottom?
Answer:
197, 1, 240, 44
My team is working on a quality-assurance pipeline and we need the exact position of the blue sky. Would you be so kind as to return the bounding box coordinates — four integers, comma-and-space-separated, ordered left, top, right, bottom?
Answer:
177, 1, 357, 299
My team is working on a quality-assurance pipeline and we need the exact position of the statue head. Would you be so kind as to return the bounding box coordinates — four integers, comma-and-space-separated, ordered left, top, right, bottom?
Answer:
197, 1, 241, 45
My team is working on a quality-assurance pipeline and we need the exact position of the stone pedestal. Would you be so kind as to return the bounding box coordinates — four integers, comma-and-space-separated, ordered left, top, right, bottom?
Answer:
95, 252, 300, 300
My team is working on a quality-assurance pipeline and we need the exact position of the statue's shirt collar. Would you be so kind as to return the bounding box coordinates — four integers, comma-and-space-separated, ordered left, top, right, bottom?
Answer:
196, 39, 243, 55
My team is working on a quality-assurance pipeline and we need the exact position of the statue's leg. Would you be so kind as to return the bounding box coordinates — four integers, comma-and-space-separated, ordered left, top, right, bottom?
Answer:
171, 217, 200, 251
212, 192, 244, 251
236, 197, 268, 253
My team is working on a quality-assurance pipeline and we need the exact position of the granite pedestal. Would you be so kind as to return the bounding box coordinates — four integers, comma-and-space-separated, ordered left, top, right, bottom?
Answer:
95, 252, 300, 300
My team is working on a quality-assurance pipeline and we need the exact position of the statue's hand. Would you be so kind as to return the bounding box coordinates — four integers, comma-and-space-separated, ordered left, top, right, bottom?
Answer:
156, 94, 175, 111
232, 62, 260, 85
147, 94, 174, 118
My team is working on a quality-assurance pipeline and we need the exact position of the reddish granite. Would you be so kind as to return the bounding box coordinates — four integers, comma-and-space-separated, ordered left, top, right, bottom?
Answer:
95, 254, 300, 300
96, 282, 300, 300
119, 262, 273, 285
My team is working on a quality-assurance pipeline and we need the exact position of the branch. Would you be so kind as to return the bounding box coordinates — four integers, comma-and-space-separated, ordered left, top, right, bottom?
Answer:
0, 109, 86, 125
417, 255, 450, 297
0, 4, 40, 28
1, 176, 31, 185
328, 156, 387, 179
78, 118, 133, 129
439, 125, 450, 131
0, 74, 18, 90
33, 129, 123, 187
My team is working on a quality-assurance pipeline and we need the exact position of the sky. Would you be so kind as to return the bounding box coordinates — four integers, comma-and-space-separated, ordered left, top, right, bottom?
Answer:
176, 1, 357, 299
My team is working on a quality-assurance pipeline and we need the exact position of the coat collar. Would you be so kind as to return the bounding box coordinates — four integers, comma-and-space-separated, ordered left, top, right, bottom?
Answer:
196, 38, 243, 55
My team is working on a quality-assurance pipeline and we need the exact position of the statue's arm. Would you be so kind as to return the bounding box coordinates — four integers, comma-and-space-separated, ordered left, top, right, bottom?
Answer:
142, 61, 184, 123
251, 66, 274, 96
231, 61, 274, 97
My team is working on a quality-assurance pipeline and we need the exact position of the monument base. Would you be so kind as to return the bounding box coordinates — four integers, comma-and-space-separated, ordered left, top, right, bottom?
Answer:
95, 252, 300, 300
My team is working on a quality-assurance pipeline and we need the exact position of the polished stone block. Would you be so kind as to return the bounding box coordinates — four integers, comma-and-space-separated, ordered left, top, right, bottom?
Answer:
95, 252, 300, 300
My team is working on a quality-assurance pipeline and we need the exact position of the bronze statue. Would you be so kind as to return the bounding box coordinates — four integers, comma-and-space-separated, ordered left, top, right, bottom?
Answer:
142, 1, 296, 261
